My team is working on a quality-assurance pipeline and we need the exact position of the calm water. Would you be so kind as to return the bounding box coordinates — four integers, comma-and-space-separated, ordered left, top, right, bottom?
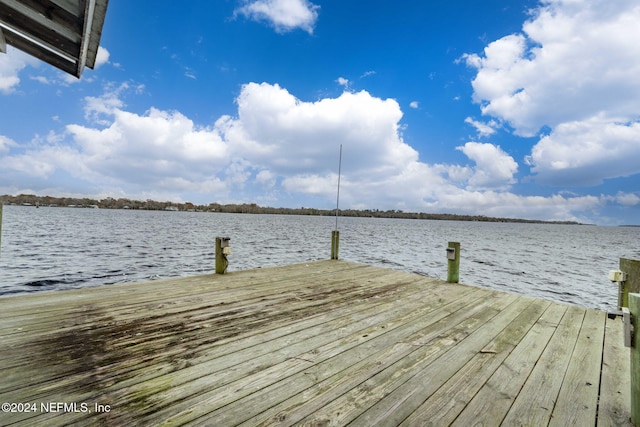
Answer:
1, 205, 639, 311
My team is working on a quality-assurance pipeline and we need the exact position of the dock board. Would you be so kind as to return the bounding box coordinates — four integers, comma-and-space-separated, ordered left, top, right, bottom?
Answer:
0, 260, 631, 426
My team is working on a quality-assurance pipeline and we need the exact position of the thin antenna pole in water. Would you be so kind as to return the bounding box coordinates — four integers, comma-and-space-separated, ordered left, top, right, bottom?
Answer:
331, 145, 342, 260
335, 144, 342, 231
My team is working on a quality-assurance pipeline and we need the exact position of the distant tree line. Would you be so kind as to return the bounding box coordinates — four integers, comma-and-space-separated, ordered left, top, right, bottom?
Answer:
0, 194, 582, 225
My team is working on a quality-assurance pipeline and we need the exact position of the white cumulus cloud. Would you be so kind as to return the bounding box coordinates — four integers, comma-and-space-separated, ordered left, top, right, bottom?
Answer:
336, 77, 349, 87
66, 107, 230, 188
456, 142, 518, 190
464, 117, 497, 137
464, 0, 640, 187
0, 80, 634, 223
0, 135, 16, 153
94, 46, 110, 68
220, 82, 417, 182
526, 115, 640, 185
235, 0, 320, 34
0, 47, 37, 94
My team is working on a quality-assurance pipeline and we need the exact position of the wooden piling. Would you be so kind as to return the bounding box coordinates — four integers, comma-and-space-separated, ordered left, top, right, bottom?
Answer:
215, 237, 230, 274
618, 281, 628, 312
331, 230, 340, 260
621, 258, 640, 308
630, 293, 640, 426
447, 241, 460, 283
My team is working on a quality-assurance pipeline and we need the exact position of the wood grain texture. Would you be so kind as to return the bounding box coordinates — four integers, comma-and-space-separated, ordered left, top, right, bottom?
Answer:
0, 260, 629, 426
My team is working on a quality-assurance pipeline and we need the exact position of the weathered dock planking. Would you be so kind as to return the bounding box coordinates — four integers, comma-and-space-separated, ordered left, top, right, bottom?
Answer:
0, 260, 632, 426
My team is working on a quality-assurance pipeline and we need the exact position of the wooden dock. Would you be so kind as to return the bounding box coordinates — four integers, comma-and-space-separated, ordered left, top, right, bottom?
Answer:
0, 260, 632, 426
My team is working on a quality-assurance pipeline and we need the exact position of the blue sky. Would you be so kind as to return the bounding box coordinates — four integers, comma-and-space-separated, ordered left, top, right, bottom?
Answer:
1, 0, 639, 225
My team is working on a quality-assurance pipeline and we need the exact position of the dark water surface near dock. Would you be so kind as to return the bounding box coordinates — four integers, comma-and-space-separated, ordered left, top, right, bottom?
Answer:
1, 205, 639, 310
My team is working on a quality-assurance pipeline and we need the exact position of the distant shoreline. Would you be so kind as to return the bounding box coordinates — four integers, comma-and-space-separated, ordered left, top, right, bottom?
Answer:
0, 194, 584, 225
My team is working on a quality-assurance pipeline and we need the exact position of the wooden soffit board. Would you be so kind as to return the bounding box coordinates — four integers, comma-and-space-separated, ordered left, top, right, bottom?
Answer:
0, 0, 109, 77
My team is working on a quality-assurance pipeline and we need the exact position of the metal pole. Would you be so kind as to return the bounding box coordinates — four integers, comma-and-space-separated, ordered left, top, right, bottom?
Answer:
335, 144, 342, 231
331, 145, 342, 260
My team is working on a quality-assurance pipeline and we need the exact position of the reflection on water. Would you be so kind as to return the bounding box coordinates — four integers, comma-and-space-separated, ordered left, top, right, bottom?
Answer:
1, 205, 639, 311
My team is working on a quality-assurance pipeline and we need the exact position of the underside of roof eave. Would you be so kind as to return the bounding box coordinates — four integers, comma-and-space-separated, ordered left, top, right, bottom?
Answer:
83, 0, 108, 70
0, 25, 6, 53
0, 0, 109, 78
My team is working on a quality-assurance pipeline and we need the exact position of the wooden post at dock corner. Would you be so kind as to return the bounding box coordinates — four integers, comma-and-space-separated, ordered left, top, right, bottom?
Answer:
621, 258, 640, 309
630, 292, 640, 426
0, 202, 3, 256
0, 202, 2, 253
215, 237, 231, 274
446, 241, 460, 283
331, 230, 340, 260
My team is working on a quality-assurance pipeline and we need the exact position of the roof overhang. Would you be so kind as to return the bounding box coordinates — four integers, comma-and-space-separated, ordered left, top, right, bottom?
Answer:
0, 0, 109, 78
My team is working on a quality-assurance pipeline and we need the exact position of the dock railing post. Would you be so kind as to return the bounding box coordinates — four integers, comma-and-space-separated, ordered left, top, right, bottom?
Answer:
215, 237, 231, 274
331, 230, 340, 260
447, 241, 460, 283
630, 292, 640, 426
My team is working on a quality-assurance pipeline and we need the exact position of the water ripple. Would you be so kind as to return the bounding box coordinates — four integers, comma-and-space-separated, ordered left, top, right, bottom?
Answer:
1, 206, 639, 311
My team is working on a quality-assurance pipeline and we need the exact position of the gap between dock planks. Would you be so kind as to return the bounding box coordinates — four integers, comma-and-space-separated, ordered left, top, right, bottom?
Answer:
0, 260, 630, 426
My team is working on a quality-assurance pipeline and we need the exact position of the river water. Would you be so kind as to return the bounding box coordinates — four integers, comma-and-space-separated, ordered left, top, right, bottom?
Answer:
1, 205, 639, 311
